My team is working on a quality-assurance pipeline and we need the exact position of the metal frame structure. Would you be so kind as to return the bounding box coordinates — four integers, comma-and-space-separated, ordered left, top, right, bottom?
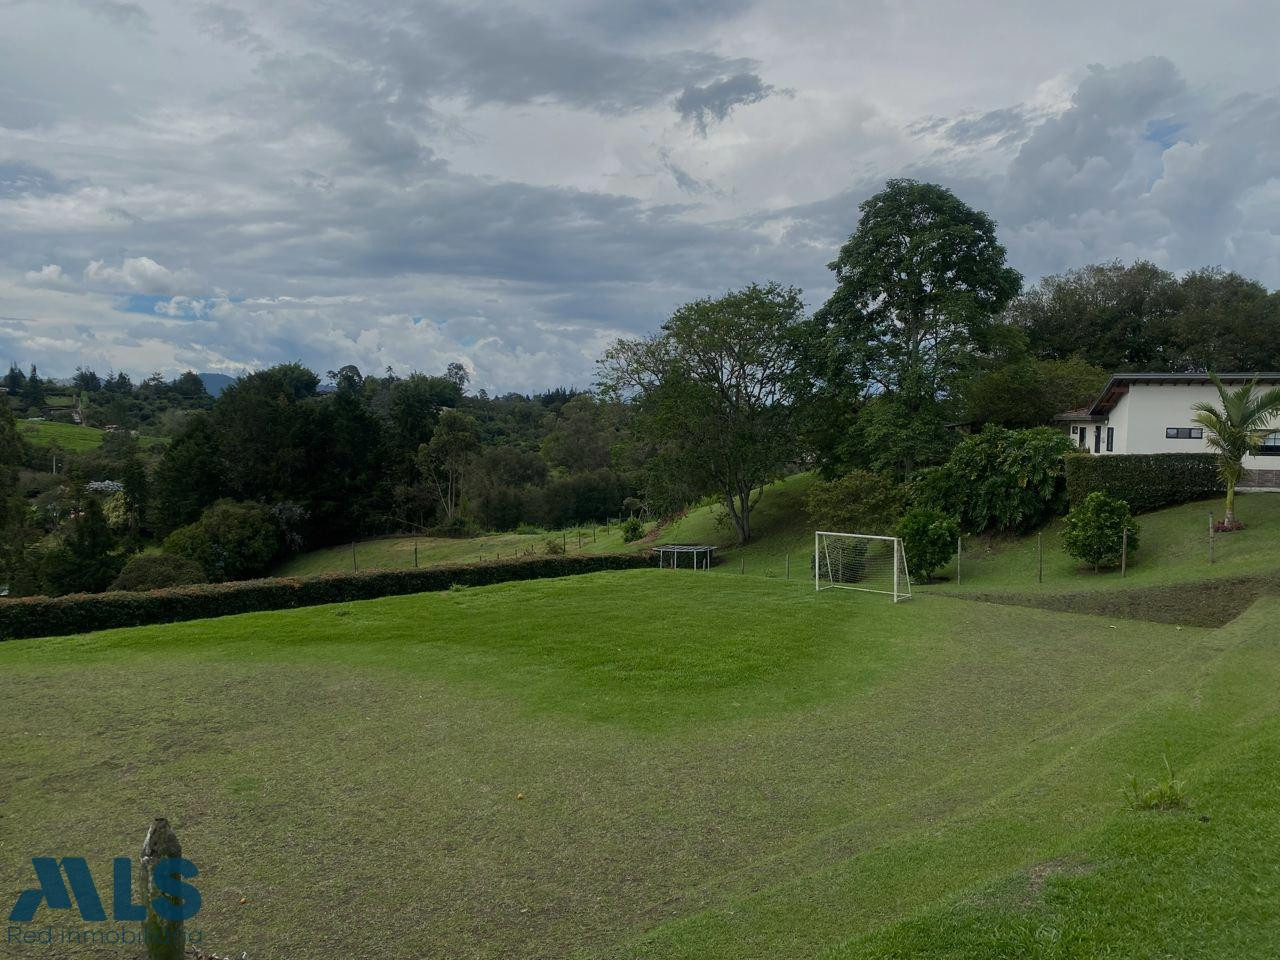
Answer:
655, 544, 716, 571
813, 530, 912, 602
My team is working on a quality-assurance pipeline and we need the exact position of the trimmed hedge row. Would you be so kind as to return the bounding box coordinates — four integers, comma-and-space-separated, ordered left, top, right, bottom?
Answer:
0, 553, 654, 641
1064, 452, 1222, 514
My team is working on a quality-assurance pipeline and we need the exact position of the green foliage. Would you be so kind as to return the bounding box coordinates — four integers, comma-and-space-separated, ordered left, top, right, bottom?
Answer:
28, 498, 122, 596
1191, 374, 1280, 524
1064, 452, 1222, 514
844, 397, 956, 476
804, 470, 903, 536
897, 508, 959, 581
1062, 492, 1139, 570
601, 282, 811, 543
162, 500, 282, 581
914, 426, 1074, 534
621, 516, 645, 543
964, 356, 1107, 429
0, 553, 653, 640
111, 552, 208, 591
1123, 756, 1189, 811
543, 536, 566, 556
418, 408, 480, 524
810, 178, 1021, 474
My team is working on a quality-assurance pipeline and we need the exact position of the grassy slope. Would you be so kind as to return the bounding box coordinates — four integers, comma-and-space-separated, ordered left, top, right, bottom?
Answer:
18, 419, 104, 451
3, 569, 1280, 958
933, 491, 1280, 595
18, 419, 169, 451
275, 523, 643, 576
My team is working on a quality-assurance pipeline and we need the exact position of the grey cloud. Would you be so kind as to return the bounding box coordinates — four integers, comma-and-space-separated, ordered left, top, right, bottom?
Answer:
943, 106, 1030, 145
195, 2, 270, 52
77, 0, 149, 28
675, 73, 776, 134
0, 161, 72, 197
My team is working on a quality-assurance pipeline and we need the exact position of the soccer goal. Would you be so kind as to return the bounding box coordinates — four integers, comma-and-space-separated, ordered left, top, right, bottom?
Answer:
814, 531, 912, 602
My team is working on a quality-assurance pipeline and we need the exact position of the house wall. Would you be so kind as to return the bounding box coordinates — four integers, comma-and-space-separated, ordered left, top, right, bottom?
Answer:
1102, 383, 1280, 469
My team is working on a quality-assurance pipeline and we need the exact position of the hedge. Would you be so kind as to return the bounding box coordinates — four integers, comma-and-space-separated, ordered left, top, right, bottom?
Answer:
1064, 452, 1223, 514
0, 553, 654, 641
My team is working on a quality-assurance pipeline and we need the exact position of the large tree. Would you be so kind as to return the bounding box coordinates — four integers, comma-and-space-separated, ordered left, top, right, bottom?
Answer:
812, 179, 1022, 473
601, 282, 810, 544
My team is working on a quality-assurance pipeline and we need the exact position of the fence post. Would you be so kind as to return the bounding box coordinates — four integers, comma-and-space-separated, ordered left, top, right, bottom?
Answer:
740, 557, 745, 575
1209, 513, 1215, 564
956, 536, 962, 585
1037, 533, 1043, 584
1121, 528, 1128, 578
351, 541, 357, 572
140, 818, 185, 960
414, 541, 418, 568
785, 552, 790, 580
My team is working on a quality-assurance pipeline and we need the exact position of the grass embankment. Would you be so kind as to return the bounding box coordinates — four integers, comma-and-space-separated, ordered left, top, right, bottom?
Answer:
275, 522, 644, 576
4, 569, 1280, 958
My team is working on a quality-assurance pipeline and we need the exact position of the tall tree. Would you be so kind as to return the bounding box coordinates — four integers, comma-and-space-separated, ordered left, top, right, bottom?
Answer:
417, 409, 480, 524
601, 282, 810, 543
812, 179, 1021, 473
1191, 375, 1280, 529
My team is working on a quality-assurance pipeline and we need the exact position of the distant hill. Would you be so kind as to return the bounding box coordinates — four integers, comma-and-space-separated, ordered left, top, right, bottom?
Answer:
199, 372, 237, 396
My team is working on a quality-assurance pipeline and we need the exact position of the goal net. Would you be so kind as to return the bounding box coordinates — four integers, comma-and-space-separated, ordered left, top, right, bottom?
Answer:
814, 531, 912, 602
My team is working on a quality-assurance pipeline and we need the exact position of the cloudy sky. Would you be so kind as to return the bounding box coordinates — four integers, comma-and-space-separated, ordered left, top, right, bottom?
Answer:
2, 0, 1279, 390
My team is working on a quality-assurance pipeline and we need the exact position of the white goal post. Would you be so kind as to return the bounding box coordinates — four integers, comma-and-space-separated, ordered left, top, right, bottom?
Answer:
814, 531, 912, 602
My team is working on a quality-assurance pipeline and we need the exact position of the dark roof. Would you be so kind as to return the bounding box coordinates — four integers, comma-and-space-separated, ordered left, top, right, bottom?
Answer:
1082, 372, 1280, 417
1054, 405, 1100, 422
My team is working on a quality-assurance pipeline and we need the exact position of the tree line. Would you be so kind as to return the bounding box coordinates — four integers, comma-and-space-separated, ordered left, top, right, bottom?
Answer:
5, 177, 1280, 594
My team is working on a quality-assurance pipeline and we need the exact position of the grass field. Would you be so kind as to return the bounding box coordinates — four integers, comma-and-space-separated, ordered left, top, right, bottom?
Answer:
3, 563, 1280, 958
17, 419, 170, 451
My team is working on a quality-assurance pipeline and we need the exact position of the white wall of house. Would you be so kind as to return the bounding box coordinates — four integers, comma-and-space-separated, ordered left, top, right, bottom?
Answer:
1098, 383, 1280, 469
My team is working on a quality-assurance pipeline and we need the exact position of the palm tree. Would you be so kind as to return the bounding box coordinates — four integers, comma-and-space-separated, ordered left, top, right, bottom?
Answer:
1191, 374, 1280, 529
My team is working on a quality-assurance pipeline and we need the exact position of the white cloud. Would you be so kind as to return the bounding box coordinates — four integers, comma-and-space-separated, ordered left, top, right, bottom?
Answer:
23, 264, 70, 287
83, 257, 197, 295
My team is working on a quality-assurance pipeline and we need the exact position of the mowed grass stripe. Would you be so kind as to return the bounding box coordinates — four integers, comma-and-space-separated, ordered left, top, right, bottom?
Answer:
1, 573, 1275, 959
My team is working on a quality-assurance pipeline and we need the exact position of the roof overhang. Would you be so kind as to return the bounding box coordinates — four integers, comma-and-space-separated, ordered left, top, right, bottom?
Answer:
1084, 372, 1280, 417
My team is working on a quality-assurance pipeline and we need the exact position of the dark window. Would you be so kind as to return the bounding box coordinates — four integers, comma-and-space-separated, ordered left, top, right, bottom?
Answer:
1261, 432, 1280, 456
1094, 425, 1101, 453
1165, 427, 1204, 440
1078, 431, 1087, 449
1106, 427, 1114, 452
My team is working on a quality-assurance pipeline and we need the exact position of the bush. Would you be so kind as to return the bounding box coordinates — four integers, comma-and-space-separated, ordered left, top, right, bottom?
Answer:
913, 425, 1074, 534
1064, 452, 1222, 514
0, 553, 655, 641
161, 500, 281, 581
897, 508, 959, 581
805, 470, 903, 535
544, 536, 565, 555
621, 516, 645, 542
111, 553, 207, 591
1062, 491, 1139, 571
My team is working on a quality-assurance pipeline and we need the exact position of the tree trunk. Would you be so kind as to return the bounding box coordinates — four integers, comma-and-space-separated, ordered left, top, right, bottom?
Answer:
1225, 481, 1237, 526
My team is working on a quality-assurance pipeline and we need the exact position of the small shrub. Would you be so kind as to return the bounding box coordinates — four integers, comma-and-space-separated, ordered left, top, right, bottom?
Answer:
621, 516, 645, 543
1123, 756, 1189, 811
897, 508, 960, 581
805, 470, 903, 535
111, 553, 207, 591
1062, 492, 1139, 571
544, 536, 565, 555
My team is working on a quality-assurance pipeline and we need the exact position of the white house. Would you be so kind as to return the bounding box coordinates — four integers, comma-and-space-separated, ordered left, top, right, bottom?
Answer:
1057, 373, 1280, 486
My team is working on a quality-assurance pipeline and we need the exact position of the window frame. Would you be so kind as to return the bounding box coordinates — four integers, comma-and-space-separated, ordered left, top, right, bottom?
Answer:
1165, 427, 1204, 440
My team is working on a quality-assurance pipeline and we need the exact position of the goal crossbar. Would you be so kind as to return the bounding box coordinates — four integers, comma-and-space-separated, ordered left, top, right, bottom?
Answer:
814, 531, 912, 602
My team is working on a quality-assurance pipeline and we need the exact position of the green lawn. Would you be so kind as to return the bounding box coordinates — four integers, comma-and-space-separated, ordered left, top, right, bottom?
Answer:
4, 570, 1280, 958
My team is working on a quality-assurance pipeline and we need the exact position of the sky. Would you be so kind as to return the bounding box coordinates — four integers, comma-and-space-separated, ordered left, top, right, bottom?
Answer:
2, 0, 1280, 392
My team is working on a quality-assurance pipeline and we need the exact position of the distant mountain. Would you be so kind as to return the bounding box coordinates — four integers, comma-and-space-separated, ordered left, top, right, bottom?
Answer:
199, 372, 237, 396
